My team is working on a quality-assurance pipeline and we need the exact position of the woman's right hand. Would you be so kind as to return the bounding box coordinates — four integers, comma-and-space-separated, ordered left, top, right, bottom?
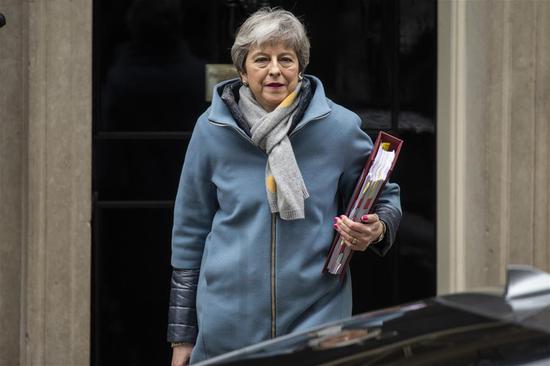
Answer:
171, 343, 194, 366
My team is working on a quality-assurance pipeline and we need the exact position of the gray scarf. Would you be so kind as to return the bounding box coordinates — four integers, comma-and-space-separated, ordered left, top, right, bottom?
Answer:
238, 83, 309, 220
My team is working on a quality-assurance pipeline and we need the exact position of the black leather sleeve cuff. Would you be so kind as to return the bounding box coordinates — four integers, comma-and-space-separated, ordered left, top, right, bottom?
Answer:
167, 269, 199, 344
370, 204, 402, 257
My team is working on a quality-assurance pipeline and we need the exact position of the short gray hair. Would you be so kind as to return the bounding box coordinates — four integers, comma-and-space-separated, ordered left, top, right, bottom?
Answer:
231, 8, 310, 74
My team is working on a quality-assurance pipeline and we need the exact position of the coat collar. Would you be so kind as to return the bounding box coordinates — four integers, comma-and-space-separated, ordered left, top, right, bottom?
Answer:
207, 75, 331, 131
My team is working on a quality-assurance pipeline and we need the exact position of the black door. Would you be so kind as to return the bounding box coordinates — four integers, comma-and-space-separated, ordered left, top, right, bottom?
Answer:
92, 1, 436, 364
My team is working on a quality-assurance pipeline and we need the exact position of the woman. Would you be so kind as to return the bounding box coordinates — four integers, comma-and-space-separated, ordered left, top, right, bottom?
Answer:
167, 8, 401, 366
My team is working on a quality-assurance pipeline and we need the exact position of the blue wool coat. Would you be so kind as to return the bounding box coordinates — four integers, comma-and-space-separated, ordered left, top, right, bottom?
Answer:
171, 76, 401, 363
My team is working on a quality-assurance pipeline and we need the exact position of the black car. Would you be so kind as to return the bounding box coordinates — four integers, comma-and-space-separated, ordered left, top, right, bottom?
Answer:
196, 265, 550, 366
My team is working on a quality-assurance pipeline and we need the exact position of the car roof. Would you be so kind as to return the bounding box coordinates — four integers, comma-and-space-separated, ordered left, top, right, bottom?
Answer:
196, 266, 550, 365
437, 265, 550, 334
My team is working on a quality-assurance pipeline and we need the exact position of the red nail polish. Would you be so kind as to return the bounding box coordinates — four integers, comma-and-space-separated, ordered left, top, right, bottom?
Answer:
333, 224, 338, 230
361, 215, 368, 222
333, 217, 338, 224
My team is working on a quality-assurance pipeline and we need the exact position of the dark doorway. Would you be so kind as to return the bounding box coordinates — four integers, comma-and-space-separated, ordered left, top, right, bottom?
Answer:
92, 1, 436, 365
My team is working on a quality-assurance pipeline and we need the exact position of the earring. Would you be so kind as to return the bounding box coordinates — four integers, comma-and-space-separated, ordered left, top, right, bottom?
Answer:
242, 80, 249, 87
298, 73, 303, 81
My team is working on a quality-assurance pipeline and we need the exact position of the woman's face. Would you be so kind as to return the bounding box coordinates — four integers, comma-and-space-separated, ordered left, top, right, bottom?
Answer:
240, 42, 300, 112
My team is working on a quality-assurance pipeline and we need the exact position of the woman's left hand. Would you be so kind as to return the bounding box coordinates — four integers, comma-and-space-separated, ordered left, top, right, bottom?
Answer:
333, 214, 384, 251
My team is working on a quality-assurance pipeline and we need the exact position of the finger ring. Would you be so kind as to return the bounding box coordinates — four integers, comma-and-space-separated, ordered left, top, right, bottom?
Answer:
352, 237, 357, 245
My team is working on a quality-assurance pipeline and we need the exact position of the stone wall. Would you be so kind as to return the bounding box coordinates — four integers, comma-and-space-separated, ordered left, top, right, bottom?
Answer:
0, 1, 25, 364
0, 0, 92, 365
438, 0, 550, 293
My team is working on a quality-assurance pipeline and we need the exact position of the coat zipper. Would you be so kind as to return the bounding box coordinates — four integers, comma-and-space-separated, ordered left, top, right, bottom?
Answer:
210, 111, 330, 339
270, 213, 277, 338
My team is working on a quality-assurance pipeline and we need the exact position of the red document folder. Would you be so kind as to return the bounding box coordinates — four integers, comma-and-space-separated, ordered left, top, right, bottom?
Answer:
323, 131, 403, 277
